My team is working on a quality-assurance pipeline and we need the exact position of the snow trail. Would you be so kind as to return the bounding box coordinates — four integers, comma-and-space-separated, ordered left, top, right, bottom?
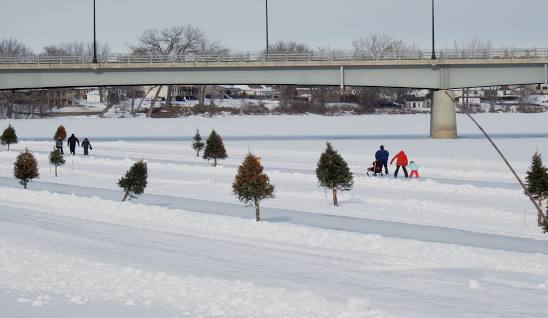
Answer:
0, 183, 545, 254
1, 190, 548, 317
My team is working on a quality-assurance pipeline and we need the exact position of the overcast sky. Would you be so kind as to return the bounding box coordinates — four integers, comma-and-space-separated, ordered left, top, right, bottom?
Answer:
2, 0, 547, 53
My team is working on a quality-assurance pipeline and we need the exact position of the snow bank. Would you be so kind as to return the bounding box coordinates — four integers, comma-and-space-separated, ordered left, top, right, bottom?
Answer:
0, 241, 385, 318
1, 187, 547, 275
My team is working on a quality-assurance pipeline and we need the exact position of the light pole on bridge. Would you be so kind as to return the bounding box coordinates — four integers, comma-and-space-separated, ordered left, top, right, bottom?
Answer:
431, 0, 436, 60
265, 0, 270, 54
92, 0, 98, 64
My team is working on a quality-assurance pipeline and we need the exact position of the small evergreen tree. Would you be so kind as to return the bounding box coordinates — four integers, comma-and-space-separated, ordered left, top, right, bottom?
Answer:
233, 154, 275, 222
49, 148, 65, 177
54, 125, 67, 141
525, 152, 548, 202
316, 142, 354, 206
203, 130, 228, 167
118, 161, 148, 202
14, 149, 39, 189
192, 129, 205, 157
1, 125, 18, 151
525, 152, 548, 227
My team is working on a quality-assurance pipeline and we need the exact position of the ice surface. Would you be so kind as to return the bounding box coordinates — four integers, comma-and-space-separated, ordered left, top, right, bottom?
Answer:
0, 113, 548, 317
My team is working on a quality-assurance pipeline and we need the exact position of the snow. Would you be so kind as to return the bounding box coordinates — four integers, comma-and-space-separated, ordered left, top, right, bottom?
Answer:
1, 113, 548, 317
1, 240, 385, 318
1, 112, 548, 139
528, 95, 548, 106
468, 280, 481, 289
52, 100, 106, 114
98, 98, 281, 118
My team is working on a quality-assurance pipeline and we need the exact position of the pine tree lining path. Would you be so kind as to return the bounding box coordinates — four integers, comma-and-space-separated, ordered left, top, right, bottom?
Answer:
0, 177, 545, 255
12, 147, 524, 190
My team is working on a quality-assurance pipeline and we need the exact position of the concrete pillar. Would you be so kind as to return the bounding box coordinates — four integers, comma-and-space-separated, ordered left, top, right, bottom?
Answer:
430, 90, 457, 139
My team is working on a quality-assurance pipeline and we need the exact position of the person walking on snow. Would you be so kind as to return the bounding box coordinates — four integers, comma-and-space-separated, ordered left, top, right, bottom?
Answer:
390, 150, 409, 178
55, 138, 64, 155
375, 145, 389, 175
67, 134, 80, 155
409, 161, 420, 178
81, 138, 92, 156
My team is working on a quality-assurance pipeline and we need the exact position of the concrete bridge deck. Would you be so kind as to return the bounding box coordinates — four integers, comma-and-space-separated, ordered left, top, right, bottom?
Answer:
1, 50, 547, 139
1, 57, 547, 91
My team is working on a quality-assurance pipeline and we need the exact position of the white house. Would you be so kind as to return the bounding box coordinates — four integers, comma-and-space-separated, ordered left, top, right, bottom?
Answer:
452, 88, 484, 99
404, 89, 432, 112
405, 99, 431, 112
233, 85, 275, 98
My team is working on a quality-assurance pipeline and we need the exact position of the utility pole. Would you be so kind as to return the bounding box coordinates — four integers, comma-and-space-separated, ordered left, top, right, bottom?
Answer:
93, 0, 98, 63
265, 0, 270, 54
431, 0, 436, 60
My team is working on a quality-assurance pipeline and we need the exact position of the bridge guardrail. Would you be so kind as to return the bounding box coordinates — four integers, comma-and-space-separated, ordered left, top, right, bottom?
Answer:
1, 49, 548, 65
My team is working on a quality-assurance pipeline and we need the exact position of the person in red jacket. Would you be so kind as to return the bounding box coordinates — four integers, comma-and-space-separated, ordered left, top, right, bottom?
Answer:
390, 150, 409, 178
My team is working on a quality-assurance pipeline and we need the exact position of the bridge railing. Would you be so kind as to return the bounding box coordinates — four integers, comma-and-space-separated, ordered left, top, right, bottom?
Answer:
1, 49, 548, 65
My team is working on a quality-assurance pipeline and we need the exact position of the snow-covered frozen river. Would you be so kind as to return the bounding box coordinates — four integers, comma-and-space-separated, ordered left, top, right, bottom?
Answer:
1, 113, 548, 317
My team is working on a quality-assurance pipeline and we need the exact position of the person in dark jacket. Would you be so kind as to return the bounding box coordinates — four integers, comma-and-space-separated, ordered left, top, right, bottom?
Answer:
55, 138, 64, 154
81, 138, 92, 156
375, 145, 389, 175
67, 134, 80, 155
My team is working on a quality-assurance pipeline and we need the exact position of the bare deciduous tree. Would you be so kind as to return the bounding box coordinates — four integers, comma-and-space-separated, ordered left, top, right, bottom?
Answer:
453, 37, 493, 56
352, 34, 416, 58
268, 41, 311, 54
393, 88, 412, 106
132, 25, 226, 111
356, 87, 381, 113
352, 34, 417, 111
196, 38, 229, 55
278, 85, 296, 110
131, 26, 218, 56
483, 86, 499, 113
195, 39, 228, 107
0, 39, 32, 56
266, 41, 311, 109
517, 85, 535, 113
43, 42, 85, 56
42, 41, 111, 105
42, 41, 110, 57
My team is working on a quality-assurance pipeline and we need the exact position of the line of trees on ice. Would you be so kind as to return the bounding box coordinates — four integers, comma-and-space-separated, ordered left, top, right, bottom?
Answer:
4, 123, 548, 230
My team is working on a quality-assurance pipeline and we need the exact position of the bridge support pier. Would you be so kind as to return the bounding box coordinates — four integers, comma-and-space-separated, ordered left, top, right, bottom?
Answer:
430, 90, 457, 139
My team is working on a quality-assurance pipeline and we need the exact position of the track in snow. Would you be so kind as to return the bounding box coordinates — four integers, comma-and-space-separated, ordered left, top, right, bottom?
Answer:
0, 177, 545, 255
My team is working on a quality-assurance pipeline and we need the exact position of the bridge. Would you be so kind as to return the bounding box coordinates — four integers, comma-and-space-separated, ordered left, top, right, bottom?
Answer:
1, 49, 548, 138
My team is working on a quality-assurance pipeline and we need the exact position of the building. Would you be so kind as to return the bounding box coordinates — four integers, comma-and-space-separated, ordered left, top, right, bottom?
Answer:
534, 84, 548, 94
44, 89, 74, 107
232, 85, 276, 99
8, 89, 74, 108
403, 90, 432, 112
405, 99, 431, 112
144, 85, 259, 101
